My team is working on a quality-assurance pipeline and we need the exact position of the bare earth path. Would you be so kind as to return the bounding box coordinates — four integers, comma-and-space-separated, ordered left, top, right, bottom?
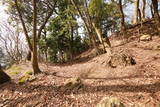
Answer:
0, 36, 160, 107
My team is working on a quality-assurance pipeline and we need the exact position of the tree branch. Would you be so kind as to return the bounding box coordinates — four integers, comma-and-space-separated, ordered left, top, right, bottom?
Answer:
14, 0, 33, 51
38, 0, 57, 39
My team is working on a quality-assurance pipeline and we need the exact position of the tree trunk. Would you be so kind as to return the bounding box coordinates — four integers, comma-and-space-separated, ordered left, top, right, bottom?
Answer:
15, 0, 33, 61
89, 32, 100, 55
133, 0, 140, 24
138, 8, 142, 24
45, 50, 48, 62
71, 0, 101, 55
150, 4, 154, 18
141, 0, 146, 21
32, 0, 41, 74
152, 0, 160, 31
14, 0, 33, 51
92, 22, 110, 53
119, 0, 125, 31
43, 30, 48, 62
15, 23, 22, 62
69, 24, 74, 60
27, 51, 32, 61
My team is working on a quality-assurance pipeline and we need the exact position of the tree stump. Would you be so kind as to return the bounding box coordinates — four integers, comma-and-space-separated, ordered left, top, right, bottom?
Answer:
64, 77, 83, 91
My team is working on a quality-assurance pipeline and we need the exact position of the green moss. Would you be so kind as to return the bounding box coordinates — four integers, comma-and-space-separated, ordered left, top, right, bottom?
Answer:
25, 69, 33, 75
18, 70, 33, 84
18, 74, 31, 84
8, 71, 20, 76
7, 65, 22, 76
10, 65, 22, 71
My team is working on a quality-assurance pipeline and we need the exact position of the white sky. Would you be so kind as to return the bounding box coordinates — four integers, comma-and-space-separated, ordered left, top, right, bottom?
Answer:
0, 1, 9, 23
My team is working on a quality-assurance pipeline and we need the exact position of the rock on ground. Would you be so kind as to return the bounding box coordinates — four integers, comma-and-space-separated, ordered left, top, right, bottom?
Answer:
108, 53, 136, 68
64, 77, 83, 90
140, 34, 152, 41
96, 97, 125, 107
0, 64, 11, 84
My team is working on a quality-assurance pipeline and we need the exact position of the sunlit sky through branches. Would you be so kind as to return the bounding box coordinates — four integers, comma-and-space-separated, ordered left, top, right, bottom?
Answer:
0, 0, 153, 37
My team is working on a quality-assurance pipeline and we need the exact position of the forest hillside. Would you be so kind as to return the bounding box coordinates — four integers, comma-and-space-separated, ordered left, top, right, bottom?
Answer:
0, 0, 160, 107
1, 20, 160, 106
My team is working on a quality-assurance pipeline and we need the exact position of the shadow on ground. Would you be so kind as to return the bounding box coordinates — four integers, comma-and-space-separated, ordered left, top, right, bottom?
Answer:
0, 74, 160, 106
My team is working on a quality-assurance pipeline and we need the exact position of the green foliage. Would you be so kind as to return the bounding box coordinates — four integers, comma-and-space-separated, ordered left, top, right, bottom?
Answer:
3, 0, 128, 64
89, 0, 104, 20
18, 74, 31, 84
39, 1, 89, 63
103, 3, 120, 32
88, 0, 121, 33
38, 0, 120, 63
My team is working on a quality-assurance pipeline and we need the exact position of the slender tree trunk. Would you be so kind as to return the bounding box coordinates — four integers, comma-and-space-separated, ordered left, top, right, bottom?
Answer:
15, 23, 21, 61
68, 20, 74, 60
150, 4, 154, 18
89, 32, 100, 55
138, 8, 142, 24
32, 0, 41, 74
14, 0, 33, 51
92, 22, 109, 53
27, 51, 32, 61
70, 25, 74, 60
71, 0, 100, 55
152, 0, 160, 29
133, 0, 140, 24
15, 0, 33, 61
141, 0, 146, 21
84, 0, 110, 53
45, 51, 48, 62
37, 1, 57, 39
119, 0, 125, 31
43, 30, 48, 62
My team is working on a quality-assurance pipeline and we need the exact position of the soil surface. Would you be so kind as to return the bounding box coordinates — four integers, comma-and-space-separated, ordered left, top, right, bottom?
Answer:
1, 36, 160, 107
